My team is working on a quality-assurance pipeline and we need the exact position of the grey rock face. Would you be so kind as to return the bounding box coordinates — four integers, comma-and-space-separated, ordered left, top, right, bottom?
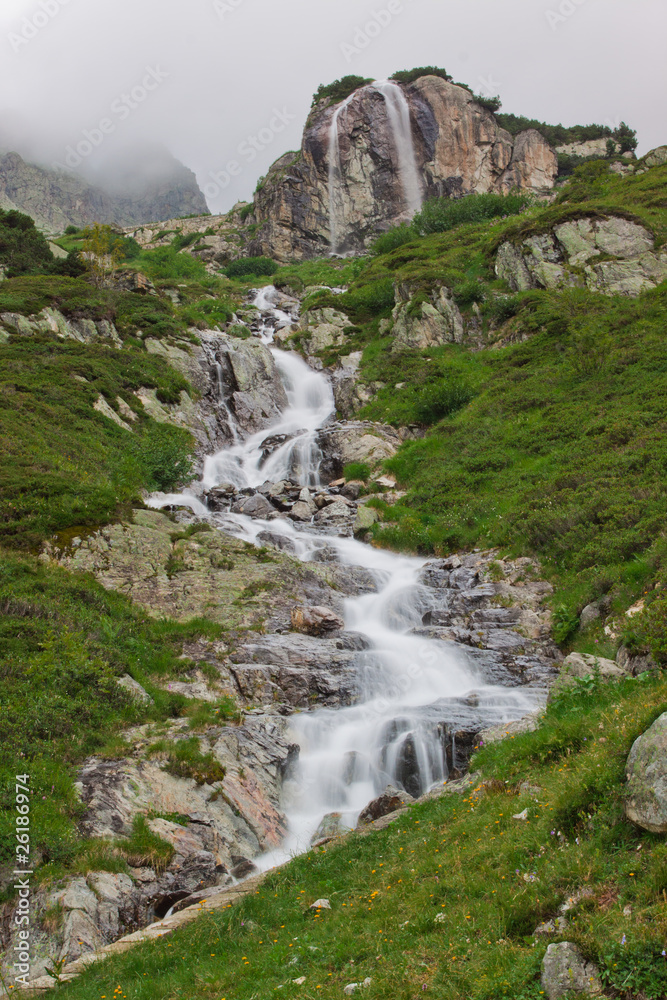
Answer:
251, 78, 557, 260
541, 942, 602, 998
625, 711, 667, 832
496, 216, 667, 297
0, 148, 208, 233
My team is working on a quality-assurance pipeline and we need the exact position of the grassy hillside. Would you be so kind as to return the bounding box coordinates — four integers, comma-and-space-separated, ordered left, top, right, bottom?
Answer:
59, 669, 667, 1000
289, 161, 667, 660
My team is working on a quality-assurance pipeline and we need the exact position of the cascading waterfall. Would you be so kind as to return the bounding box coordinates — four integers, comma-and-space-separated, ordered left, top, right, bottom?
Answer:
327, 93, 357, 253
373, 79, 424, 217
327, 80, 423, 252
150, 287, 541, 868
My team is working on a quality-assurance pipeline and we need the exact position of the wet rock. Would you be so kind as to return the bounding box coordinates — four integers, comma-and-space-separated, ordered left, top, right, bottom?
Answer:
311, 813, 350, 844
230, 857, 258, 879
317, 422, 404, 481
256, 530, 298, 554
357, 785, 412, 826
478, 713, 540, 745
541, 942, 602, 998
231, 493, 275, 518
313, 499, 353, 523
206, 483, 237, 510
625, 711, 667, 833
291, 605, 345, 636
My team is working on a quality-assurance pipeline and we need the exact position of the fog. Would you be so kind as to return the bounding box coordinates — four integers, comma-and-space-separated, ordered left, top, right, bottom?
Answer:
0, 0, 664, 213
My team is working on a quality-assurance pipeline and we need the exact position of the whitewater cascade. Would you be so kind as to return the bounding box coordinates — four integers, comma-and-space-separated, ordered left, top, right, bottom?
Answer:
327, 81, 423, 252
150, 288, 540, 866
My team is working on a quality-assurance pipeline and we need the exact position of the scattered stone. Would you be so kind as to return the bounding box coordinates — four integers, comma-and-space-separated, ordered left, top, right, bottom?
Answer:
230, 857, 258, 880
478, 713, 540, 745
579, 602, 601, 629
513, 808, 529, 821
534, 916, 569, 935
541, 942, 602, 998
293, 977, 307, 985
310, 899, 331, 910
231, 493, 275, 519
116, 674, 153, 704
343, 979, 371, 995
291, 605, 345, 636
625, 711, 667, 833
311, 813, 350, 844
434, 912, 447, 924
549, 651, 626, 700
353, 505, 379, 536
357, 785, 412, 826
616, 644, 658, 676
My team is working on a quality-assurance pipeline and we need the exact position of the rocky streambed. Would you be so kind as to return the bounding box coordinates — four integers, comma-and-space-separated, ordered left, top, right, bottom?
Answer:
2, 287, 563, 980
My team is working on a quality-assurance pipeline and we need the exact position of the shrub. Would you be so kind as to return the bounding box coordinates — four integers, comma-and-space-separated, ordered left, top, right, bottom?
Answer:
224, 256, 278, 278
0, 209, 58, 277
494, 114, 615, 147
312, 75, 373, 106
135, 246, 209, 281
239, 203, 254, 223
413, 192, 531, 235
343, 462, 371, 482
391, 67, 453, 85
370, 224, 417, 256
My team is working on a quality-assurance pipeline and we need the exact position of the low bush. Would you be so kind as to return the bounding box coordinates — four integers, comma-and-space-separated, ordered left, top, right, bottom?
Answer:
312, 75, 373, 106
413, 192, 532, 235
225, 256, 279, 278
391, 66, 453, 85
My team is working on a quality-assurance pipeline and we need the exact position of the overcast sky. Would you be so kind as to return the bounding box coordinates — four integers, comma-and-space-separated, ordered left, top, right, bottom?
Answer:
0, 0, 665, 212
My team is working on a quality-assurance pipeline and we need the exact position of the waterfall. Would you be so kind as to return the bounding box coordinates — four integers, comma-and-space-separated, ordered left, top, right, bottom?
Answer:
327, 80, 423, 252
327, 94, 357, 253
374, 80, 424, 217
148, 287, 541, 868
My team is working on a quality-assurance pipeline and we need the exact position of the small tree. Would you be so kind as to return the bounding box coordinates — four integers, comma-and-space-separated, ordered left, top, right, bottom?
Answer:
613, 122, 638, 154
82, 223, 124, 286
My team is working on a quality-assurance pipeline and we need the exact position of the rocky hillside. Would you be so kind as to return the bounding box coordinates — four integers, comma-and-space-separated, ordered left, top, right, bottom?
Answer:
251, 75, 558, 260
0, 103, 666, 999
0, 148, 208, 233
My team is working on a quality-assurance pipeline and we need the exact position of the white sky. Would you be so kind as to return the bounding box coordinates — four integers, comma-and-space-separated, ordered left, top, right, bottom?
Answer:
0, 0, 665, 212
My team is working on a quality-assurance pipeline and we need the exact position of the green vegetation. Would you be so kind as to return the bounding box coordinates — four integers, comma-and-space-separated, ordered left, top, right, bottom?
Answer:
225, 256, 279, 278
0, 336, 193, 549
147, 736, 226, 785
59, 669, 667, 1000
371, 192, 532, 255
0, 549, 224, 873
0, 209, 84, 278
494, 113, 638, 155
312, 75, 373, 106
391, 66, 453, 85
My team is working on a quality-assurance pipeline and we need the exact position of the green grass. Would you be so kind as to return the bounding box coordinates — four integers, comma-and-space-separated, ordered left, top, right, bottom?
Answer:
0, 549, 226, 874
58, 670, 667, 1000
0, 335, 193, 549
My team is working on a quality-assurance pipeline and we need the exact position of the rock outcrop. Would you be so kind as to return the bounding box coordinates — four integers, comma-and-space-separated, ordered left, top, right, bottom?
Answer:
496, 215, 667, 296
541, 942, 602, 998
625, 711, 667, 833
0, 148, 208, 233
252, 77, 557, 260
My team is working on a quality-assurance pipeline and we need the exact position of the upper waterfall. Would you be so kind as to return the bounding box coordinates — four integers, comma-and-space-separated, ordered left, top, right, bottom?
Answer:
327, 79, 423, 252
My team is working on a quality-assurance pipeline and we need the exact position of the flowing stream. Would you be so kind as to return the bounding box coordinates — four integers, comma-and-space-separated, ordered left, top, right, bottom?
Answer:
151, 289, 539, 867
327, 80, 423, 252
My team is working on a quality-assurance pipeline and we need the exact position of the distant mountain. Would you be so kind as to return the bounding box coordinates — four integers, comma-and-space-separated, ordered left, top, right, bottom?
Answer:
0, 145, 209, 233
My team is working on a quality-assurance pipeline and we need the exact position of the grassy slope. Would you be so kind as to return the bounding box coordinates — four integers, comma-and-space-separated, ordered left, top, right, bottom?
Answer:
290, 163, 667, 658
60, 671, 667, 1000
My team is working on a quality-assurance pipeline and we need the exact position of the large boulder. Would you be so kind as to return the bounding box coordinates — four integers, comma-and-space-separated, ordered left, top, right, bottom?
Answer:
291, 605, 345, 636
391, 282, 464, 351
357, 785, 412, 826
496, 215, 667, 297
625, 711, 667, 833
548, 651, 626, 701
541, 942, 602, 998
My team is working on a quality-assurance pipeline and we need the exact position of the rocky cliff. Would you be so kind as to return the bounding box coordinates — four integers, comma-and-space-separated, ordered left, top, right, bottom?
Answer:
251, 76, 558, 261
0, 148, 208, 233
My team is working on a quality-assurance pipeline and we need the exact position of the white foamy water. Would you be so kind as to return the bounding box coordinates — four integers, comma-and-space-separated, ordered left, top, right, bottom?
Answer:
150, 288, 541, 869
327, 80, 423, 252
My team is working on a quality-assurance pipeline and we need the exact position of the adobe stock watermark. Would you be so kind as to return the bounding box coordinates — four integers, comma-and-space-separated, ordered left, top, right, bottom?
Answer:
212, 0, 247, 18
52, 66, 169, 171
7, 0, 75, 54
13, 774, 32, 989
545, 0, 589, 31
340, 0, 423, 64
203, 107, 295, 201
